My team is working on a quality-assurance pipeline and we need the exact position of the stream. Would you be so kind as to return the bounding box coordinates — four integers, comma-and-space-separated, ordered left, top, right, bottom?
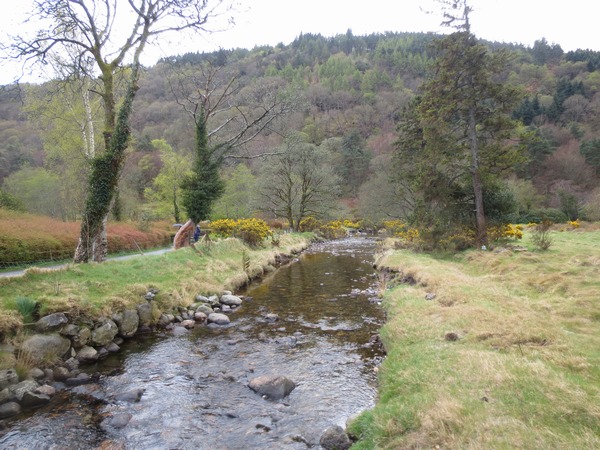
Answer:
0, 237, 385, 449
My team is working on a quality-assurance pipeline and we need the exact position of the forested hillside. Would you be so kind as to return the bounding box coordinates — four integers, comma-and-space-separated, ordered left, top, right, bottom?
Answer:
1, 31, 599, 229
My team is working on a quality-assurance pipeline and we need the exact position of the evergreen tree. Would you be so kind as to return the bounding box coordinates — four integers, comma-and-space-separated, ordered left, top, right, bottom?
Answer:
395, 0, 523, 246
181, 109, 225, 224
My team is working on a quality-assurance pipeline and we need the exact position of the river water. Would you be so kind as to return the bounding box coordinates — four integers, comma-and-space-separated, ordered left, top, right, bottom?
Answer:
0, 237, 385, 449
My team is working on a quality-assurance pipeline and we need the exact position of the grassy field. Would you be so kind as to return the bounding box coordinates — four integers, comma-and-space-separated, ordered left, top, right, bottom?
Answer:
0, 233, 312, 342
350, 228, 600, 449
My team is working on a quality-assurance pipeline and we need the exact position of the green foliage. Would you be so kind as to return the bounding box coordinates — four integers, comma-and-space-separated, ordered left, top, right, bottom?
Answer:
2, 167, 65, 218
144, 139, 191, 222
0, 189, 24, 211
558, 190, 580, 221
210, 164, 257, 220
181, 114, 224, 224
580, 139, 600, 174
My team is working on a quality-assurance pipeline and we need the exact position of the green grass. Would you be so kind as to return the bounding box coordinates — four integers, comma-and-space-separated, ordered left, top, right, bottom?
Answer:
0, 233, 313, 335
350, 228, 600, 449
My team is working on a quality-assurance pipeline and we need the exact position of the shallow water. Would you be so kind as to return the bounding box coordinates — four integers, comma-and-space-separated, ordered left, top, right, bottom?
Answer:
0, 237, 385, 449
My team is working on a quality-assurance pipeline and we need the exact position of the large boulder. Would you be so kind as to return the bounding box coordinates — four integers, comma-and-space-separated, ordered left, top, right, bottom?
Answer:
220, 294, 243, 306
320, 425, 352, 450
0, 402, 21, 419
8, 380, 40, 402
248, 375, 295, 400
137, 303, 153, 327
207, 313, 230, 326
35, 313, 68, 333
20, 334, 71, 364
112, 309, 139, 338
91, 320, 118, 346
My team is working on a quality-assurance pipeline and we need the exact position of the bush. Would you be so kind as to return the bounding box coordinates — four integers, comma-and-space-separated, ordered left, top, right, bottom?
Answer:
234, 218, 272, 247
299, 216, 321, 232
209, 218, 272, 246
532, 219, 553, 251
319, 220, 347, 239
210, 219, 238, 237
516, 208, 567, 224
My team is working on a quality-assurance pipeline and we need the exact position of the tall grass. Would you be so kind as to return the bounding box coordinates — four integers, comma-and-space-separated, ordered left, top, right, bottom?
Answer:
351, 228, 600, 449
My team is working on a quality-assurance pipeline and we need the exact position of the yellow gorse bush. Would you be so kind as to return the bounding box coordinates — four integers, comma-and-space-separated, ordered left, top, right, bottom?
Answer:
319, 220, 347, 239
383, 220, 407, 236
209, 218, 272, 246
342, 219, 361, 229
299, 216, 321, 232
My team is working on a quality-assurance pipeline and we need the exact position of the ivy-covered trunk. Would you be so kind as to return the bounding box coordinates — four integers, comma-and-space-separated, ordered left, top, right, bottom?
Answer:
73, 67, 139, 263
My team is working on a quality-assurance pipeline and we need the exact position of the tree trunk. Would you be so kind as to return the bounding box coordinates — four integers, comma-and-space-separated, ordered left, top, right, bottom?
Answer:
73, 65, 140, 263
469, 108, 487, 246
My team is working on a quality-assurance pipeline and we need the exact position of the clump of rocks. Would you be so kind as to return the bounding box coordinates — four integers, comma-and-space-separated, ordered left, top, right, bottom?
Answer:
0, 290, 245, 420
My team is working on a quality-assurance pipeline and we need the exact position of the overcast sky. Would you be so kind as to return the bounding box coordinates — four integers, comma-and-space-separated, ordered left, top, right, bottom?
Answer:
1, 0, 599, 85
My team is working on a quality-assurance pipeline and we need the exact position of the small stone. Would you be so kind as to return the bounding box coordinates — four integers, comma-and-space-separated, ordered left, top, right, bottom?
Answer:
106, 342, 120, 353
194, 312, 207, 322
76, 345, 99, 362
114, 388, 144, 403
35, 385, 56, 397
65, 373, 91, 386
248, 375, 295, 400
320, 425, 352, 450
53, 367, 70, 382
103, 413, 132, 429
445, 332, 459, 342
265, 313, 279, 322
65, 357, 80, 371
181, 320, 195, 329
221, 305, 231, 312
425, 293, 436, 301
28, 368, 45, 380
172, 326, 189, 336
0, 369, 19, 390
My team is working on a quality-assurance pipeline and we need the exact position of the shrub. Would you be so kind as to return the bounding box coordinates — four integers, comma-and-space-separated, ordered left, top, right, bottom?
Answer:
382, 220, 407, 236
319, 220, 347, 239
342, 219, 361, 229
532, 219, 553, 251
234, 218, 272, 247
489, 223, 523, 242
210, 219, 237, 238
299, 216, 321, 232
210, 218, 272, 246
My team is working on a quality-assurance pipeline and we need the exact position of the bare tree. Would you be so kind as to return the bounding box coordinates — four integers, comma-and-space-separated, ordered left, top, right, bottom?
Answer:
5, 0, 235, 262
168, 61, 302, 248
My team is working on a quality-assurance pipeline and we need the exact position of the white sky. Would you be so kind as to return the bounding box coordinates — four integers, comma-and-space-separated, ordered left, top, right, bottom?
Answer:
1, 0, 599, 85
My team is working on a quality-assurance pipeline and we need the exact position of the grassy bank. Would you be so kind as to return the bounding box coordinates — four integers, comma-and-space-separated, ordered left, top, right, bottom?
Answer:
350, 230, 600, 449
0, 233, 313, 341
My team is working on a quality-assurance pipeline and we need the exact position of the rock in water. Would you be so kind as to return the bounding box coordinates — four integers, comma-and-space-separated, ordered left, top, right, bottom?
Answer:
248, 375, 295, 400
319, 425, 352, 450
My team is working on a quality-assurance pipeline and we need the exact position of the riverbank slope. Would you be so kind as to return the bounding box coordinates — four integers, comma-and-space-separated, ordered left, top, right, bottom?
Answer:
0, 233, 313, 347
350, 230, 600, 449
